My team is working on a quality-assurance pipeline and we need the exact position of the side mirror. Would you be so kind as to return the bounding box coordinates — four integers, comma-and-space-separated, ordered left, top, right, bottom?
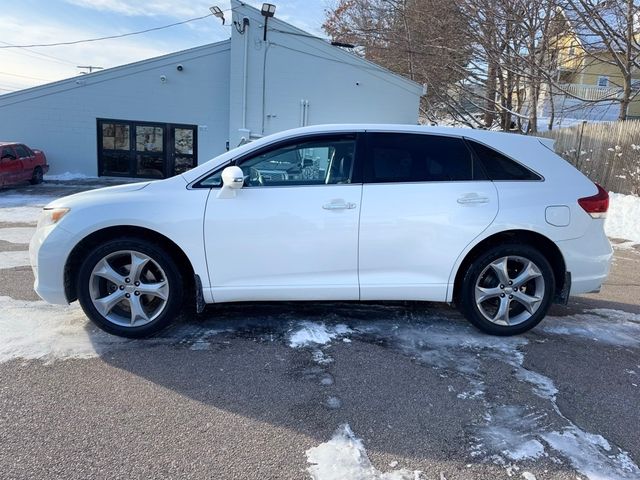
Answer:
217, 166, 244, 198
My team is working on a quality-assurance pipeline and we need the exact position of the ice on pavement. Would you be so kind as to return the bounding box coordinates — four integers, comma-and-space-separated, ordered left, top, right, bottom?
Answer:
288, 321, 351, 348
0, 227, 35, 244
306, 424, 421, 480
544, 309, 640, 347
542, 427, 640, 480
0, 250, 31, 269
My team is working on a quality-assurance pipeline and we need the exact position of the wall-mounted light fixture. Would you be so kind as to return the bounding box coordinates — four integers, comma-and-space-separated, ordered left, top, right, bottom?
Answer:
261, 3, 276, 42
209, 5, 225, 24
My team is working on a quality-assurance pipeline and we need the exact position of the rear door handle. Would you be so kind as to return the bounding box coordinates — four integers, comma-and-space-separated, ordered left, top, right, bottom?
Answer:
323, 201, 356, 210
457, 193, 490, 205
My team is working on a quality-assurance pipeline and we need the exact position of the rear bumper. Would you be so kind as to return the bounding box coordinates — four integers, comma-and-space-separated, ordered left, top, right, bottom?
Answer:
556, 219, 612, 296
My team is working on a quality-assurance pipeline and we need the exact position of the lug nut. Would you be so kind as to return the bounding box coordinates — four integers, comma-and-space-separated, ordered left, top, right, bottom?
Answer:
134, 291, 140, 296
125, 293, 131, 298
508, 281, 513, 285
500, 293, 505, 298
125, 278, 130, 283
134, 281, 140, 287
500, 284, 504, 289
119, 285, 125, 290
509, 294, 513, 299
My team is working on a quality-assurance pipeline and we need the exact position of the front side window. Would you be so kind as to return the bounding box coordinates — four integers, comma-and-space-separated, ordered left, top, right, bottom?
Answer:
365, 133, 477, 183
200, 135, 357, 187
1, 146, 16, 159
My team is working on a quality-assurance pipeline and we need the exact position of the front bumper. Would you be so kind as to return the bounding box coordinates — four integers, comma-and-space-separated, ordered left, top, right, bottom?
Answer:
29, 223, 72, 305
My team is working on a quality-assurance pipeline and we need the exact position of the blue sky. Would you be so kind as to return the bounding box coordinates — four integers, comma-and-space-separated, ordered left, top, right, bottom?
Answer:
0, 0, 329, 93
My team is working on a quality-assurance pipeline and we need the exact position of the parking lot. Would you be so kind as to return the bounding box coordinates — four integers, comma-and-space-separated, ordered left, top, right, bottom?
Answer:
1, 180, 639, 480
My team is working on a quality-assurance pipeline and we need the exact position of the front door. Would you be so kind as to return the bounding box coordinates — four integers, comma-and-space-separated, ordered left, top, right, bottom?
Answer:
202, 133, 363, 302
0, 146, 21, 186
98, 119, 198, 178
358, 132, 499, 301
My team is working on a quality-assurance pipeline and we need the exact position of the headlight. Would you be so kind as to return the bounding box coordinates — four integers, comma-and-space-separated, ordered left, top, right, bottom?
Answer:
37, 208, 70, 229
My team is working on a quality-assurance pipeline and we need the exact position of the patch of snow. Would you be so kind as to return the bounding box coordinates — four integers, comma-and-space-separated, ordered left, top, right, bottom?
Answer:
474, 406, 547, 462
0, 194, 56, 208
0, 206, 43, 224
544, 310, 640, 347
312, 349, 333, 365
324, 396, 342, 409
0, 250, 30, 269
515, 369, 559, 400
306, 424, 421, 480
44, 172, 95, 181
0, 227, 35, 244
606, 193, 640, 244
542, 427, 640, 480
0, 296, 125, 363
288, 321, 351, 348
521, 472, 537, 480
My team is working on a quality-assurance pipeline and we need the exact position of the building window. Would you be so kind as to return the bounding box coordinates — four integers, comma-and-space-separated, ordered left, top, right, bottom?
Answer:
97, 119, 198, 179
597, 76, 609, 88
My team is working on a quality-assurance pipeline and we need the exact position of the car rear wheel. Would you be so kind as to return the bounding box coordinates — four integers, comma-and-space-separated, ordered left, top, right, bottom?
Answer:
76, 238, 183, 338
458, 244, 555, 335
30, 166, 43, 185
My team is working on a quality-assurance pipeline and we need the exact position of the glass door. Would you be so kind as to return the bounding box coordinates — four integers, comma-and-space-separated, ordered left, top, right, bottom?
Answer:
170, 125, 197, 176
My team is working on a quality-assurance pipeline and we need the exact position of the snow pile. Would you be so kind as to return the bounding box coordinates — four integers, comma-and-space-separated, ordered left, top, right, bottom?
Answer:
0, 251, 31, 269
0, 296, 128, 363
544, 309, 640, 347
606, 192, 640, 243
44, 172, 95, 181
0, 226, 35, 244
288, 321, 351, 348
306, 424, 420, 480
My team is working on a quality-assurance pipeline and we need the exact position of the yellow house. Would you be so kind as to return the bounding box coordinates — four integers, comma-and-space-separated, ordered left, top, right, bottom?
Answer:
552, 7, 640, 118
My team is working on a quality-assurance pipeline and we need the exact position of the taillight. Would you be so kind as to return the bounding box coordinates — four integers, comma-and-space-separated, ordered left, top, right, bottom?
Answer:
578, 183, 609, 218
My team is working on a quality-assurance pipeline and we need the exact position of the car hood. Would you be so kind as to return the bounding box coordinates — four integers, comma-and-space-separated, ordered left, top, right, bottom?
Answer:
45, 181, 152, 209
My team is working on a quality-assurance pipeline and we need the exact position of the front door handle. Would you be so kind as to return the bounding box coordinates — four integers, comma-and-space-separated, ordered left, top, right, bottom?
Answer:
457, 193, 490, 205
323, 201, 356, 210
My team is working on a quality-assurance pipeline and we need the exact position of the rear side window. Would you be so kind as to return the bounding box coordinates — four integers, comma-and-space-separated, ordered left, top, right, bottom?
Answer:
365, 133, 481, 183
467, 140, 541, 181
15, 145, 30, 158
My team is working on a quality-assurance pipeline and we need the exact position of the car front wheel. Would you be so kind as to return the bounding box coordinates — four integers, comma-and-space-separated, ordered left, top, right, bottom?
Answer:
458, 244, 555, 336
76, 238, 183, 338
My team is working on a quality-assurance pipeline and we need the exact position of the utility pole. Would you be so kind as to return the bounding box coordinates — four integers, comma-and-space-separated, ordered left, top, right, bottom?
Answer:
77, 66, 103, 75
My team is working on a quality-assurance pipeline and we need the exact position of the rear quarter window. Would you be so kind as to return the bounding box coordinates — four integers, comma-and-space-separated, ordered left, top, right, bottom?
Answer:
467, 140, 541, 181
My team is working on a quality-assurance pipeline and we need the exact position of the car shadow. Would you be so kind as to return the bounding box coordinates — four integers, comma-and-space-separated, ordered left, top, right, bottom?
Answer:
86, 297, 637, 472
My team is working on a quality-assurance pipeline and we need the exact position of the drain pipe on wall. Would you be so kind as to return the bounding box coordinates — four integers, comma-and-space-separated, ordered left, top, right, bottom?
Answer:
241, 18, 250, 130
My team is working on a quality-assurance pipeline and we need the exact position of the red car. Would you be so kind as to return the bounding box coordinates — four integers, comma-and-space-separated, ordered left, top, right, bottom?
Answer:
0, 142, 49, 187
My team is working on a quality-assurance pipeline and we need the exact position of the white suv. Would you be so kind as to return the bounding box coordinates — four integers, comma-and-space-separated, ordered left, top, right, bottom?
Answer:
30, 125, 612, 337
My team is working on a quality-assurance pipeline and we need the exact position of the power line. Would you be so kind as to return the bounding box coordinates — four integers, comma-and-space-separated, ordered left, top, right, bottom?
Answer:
0, 71, 53, 82
0, 41, 78, 66
0, 11, 224, 49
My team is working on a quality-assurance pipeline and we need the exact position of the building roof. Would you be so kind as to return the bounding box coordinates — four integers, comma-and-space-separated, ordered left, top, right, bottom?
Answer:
0, 40, 231, 106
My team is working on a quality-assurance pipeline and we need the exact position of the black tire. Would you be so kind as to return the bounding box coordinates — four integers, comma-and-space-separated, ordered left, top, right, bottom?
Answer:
30, 166, 43, 185
458, 244, 555, 336
76, 237, 184, 338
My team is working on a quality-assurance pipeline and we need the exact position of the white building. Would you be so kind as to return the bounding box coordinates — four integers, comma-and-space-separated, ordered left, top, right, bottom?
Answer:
0, 1, 422, 179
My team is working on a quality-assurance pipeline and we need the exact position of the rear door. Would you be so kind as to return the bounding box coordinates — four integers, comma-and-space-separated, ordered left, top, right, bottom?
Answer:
358, 132, 499, 301
14, 144, 32, 182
